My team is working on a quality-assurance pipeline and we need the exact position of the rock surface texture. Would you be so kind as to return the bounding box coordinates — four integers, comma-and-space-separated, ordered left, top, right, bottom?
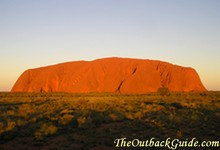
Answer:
11, 57, 206, 93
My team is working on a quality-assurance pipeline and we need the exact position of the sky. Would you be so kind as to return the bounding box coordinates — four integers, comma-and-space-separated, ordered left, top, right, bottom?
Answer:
0, 0, 220, 91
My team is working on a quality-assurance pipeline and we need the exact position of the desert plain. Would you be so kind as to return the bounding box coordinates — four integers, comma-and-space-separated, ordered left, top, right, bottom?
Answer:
0, 91, 219, 149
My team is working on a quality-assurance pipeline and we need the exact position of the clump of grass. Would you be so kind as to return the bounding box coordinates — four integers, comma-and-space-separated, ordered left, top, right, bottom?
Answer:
6, 120, 16, 132
0, 122, 4, 134
109, 113, 118, 121
77, 116, 87, 128
59, 114, 74, 125
34, 123, 57, 140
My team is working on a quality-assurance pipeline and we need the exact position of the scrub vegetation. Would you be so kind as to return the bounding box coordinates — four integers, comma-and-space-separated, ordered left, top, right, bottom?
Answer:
0, 92, 219, 149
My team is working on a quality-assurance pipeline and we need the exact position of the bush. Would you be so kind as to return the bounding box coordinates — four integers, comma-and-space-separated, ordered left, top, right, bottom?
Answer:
34, 123, 57, 140
157, 87, 170, 96
59, 114, 74, 125
170, 102, 183, 109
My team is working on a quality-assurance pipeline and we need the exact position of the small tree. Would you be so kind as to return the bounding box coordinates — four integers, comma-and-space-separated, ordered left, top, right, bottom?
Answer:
157, 87, 170, 96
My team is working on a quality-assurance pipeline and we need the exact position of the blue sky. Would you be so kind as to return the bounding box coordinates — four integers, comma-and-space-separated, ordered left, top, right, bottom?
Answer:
1, 0, 220, 91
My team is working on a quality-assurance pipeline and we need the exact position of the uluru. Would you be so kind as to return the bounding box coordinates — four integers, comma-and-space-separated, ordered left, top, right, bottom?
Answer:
11, 57, 206, 93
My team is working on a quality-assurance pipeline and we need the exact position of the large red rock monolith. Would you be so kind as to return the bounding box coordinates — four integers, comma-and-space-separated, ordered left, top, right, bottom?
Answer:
11, 57, 206, 93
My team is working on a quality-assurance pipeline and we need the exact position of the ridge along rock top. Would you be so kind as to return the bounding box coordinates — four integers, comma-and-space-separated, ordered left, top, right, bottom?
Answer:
11, 57, 207, 93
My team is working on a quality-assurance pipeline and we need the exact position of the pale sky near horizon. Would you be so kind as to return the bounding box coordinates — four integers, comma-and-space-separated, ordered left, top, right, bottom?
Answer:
0, 0, 220, 91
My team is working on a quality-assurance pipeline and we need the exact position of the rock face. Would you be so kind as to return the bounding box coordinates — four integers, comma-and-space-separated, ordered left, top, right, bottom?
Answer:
11, 57, 206, 93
